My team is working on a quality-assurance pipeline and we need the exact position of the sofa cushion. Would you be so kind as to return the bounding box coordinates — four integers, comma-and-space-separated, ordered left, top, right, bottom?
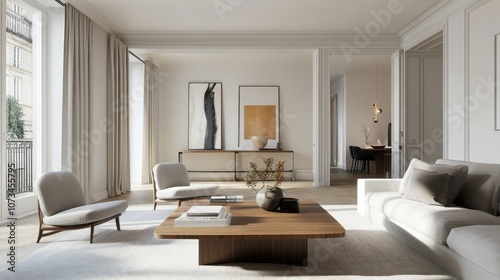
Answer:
366, 192, 500, 244
400, 159, 468, 206
436, 159, 500, 215
156, 184, 219, 199
43, 200, 128, 226
401, 168, 451, 206
447, 225, 500, 276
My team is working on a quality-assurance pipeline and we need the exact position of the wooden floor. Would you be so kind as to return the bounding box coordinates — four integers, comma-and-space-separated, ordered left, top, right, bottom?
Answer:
1, 168, 376, 261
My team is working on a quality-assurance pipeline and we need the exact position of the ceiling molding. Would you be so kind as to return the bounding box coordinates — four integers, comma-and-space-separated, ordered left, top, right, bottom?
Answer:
120, 32, 400, 50
391, 0, 446, 34
398, 0, 479, 38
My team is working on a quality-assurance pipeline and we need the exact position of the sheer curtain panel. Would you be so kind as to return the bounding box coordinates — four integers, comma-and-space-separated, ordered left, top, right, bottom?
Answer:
107, 35, 131, 197
141, 60, 160, 184
61, 4, 93, 202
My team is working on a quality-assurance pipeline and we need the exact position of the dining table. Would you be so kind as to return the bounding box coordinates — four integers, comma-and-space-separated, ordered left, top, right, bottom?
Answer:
361, 146, 392, 178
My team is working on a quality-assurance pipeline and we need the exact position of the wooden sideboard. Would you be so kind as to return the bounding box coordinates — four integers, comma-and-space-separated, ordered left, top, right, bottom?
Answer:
178, 150, 295, 181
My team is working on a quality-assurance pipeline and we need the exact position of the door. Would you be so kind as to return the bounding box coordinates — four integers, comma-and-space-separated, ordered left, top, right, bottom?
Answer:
330, 95, 338, 167
391, 49, 403, 178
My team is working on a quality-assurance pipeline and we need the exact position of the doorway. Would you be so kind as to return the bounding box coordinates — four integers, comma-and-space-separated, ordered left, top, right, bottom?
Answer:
402, 32, 444, 170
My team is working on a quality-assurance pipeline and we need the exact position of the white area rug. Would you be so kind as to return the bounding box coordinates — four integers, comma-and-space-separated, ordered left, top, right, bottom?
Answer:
1, 204, 456, 280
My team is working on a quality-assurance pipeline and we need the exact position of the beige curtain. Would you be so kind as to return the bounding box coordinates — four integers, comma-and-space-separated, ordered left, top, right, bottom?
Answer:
141, 60, 160, 184
107, 35, 131, 197
61, 4, 93, 202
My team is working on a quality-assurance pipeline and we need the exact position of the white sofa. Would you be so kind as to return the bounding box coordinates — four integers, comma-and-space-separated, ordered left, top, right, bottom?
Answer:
357, 159, 500, 280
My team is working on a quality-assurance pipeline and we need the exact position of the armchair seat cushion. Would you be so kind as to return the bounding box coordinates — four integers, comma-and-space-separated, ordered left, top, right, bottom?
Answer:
43, 200, 128, 226
156, 185, 219, 199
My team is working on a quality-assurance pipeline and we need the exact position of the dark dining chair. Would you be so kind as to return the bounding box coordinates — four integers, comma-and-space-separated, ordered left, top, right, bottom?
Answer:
351, 146, 375, 174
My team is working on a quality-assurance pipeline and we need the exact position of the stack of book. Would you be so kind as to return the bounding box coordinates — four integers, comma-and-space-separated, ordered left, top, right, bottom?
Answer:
174, 205, 231, 227
210, 195, 244, 203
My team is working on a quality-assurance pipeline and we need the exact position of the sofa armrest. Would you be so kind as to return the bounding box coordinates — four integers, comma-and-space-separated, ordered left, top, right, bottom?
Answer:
357, 178, 402, 217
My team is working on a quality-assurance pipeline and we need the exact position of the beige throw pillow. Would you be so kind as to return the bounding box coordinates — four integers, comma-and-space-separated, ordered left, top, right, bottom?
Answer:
401, 168, 451, 206
400, 158, 469, 205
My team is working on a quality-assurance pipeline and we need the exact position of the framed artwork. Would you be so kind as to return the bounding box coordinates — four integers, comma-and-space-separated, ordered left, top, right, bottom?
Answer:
238, 86, 280, 149
188, 82, 222, 149
496, 34, 500, 131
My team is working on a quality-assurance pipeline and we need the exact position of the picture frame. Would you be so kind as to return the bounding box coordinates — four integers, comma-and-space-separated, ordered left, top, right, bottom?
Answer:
495, 34, 500, 131
188, 82, 222, 149
238, 86, 280, 149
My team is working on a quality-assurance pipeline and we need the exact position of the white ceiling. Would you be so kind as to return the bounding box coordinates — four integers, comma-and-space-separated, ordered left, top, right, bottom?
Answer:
61, 0, 443, 77
70, 0, 442, 35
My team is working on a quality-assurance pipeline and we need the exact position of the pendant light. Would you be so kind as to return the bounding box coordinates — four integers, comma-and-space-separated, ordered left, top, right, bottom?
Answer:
373, 63, 382, 123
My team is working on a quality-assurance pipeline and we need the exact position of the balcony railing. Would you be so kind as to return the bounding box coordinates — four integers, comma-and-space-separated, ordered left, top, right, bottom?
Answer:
7, 140, 33, 194
6, 9, 32, 43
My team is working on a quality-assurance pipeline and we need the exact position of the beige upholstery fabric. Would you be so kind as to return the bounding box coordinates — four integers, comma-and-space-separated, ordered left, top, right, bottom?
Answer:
448, 225, 500, 276
152, 163, 219, 199
35, 171, 128, 226
157, 185, 219, 199
400, 158, 468, 205
153, 163, 190, 190
367, 192, 500, 244
35, 171, 86, 217
401, 168, 451, 206
44, 200, 128, 226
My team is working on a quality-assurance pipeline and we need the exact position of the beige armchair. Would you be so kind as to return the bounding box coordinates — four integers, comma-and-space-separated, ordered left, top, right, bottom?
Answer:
152, 162, 219, 209
34, 171, 128, 243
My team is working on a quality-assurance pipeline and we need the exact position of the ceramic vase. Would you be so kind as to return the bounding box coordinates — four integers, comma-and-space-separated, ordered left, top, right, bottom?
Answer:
256, 186, 286, 211
250, 136, 268, 149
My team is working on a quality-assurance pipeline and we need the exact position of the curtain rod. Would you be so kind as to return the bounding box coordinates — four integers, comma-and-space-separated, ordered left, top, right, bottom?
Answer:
55, 0, 148, 67
129, 51, 145, 64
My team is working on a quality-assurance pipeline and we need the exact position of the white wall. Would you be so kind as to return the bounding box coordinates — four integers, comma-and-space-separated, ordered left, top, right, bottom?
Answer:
157, 51, 314, 179
446, 10, 467, 160
467, 0, 500, 163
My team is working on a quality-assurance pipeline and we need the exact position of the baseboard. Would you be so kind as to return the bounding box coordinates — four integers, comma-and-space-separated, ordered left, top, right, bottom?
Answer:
93, 190, 109, 202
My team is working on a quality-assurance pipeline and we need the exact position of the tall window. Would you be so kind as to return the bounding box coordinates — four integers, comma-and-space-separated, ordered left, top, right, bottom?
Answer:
12, 46, 20, 67
5, 0, 40, 199
12, 76, 21, 101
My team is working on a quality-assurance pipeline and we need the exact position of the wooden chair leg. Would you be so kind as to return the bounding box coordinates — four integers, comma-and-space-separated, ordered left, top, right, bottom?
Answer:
115, 217, 121, 231
37, 229, 43, 243
90, 225, 95, 244
153, 201, 157, 210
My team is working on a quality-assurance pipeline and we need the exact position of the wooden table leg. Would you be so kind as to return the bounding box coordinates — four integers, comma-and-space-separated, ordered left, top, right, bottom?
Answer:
199, 239, 308, 266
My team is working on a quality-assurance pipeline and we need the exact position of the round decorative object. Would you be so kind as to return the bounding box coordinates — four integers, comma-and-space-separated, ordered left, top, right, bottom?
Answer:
250, 136, 268, 149
256, 186, 286, 211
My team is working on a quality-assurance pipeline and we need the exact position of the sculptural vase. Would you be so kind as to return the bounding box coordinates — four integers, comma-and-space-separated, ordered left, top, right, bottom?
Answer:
250, 136, 268, 149
255, 186, 286, 211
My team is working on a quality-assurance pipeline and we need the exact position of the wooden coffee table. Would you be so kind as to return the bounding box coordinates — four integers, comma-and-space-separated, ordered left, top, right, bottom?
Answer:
154, 200, 345, 266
